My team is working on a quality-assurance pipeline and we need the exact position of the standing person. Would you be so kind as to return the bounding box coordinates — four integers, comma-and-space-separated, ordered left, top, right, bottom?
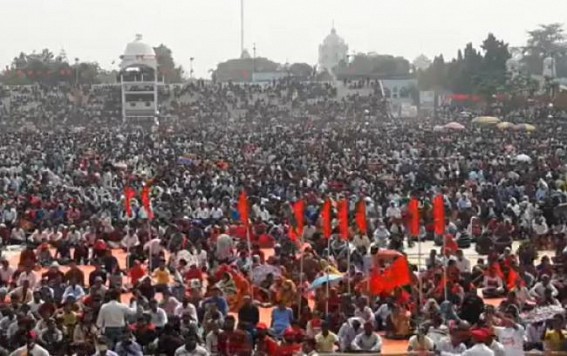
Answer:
462, 328, 495, 356
492, 309, 525, 356
96, 289, 138, 348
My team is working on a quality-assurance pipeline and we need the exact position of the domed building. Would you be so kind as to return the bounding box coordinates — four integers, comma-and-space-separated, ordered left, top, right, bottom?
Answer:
118, 34, 159, 121
318, 27, 348, 73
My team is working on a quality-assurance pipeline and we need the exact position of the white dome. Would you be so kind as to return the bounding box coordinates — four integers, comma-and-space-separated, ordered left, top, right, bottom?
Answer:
322, 28, 346, 47
120, 34, 157, 70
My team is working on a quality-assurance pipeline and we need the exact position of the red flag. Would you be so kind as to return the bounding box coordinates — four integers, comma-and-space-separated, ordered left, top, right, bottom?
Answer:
124, 186, 136, 218
141, 186, 154, 220
338, 199, 349, 241
369, 268, 385, 296
408, 198, 420, 237
433, 194, 445, 236
355, 200, 367, 235
443, 234, 458, 255
321, 199, 332, 239
238, 191, 249, 227
383, 257, 412, 292
293, 199, 305, 240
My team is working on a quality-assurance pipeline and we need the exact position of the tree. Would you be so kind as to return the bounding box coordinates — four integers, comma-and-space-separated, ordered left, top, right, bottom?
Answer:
289, 63, 313, 78
337, 53, 410, 78
412, 55, 432, 71
522, 23, 567, 75
154, 44, 184, 83
214, 57, 279, 82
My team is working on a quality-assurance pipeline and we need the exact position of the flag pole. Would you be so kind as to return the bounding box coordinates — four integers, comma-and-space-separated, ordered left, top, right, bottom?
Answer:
298, 243, 304, 314
326, 237, 330, 316
346, 239, 351, 295
442, 231, 448, 301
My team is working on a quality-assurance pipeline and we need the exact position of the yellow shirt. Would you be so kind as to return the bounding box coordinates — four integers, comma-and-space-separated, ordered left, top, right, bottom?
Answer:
153, 268, 171, 285
315, 332, 338, 353
544, 330, 567, 351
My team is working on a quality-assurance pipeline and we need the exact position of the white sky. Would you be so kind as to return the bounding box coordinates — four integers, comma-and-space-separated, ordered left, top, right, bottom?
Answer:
1, 0, 566, 78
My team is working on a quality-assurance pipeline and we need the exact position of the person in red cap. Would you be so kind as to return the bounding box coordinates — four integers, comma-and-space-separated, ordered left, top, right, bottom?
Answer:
275, 328, 302, 356
465, 328, 495, 356
254, 322, 278, 356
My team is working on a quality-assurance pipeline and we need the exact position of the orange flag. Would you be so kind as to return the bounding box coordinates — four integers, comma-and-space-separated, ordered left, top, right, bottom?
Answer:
141, 186, 154, 220
383, 257, 412, 292
338, 199, 349, 241
289, 200, 305, 242
408, 198, 420, 237
369, 268, 385, 296
124, 186, 136, 218
433, 194, 445, 236
355, 200, 368, 235
238, 191, 249, 227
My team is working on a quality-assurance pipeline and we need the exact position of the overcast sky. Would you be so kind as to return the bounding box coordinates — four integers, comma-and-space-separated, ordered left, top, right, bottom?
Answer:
2, 0, 566, 77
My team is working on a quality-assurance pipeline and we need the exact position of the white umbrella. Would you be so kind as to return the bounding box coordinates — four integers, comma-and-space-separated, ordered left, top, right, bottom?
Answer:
515, 154, 532, 162
444, 122, 466, 130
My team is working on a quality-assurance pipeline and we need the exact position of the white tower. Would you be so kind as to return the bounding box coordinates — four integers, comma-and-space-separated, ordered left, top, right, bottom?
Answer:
119, 34, 158, 121
318, 27, 348, 73
543, 56, 556, 79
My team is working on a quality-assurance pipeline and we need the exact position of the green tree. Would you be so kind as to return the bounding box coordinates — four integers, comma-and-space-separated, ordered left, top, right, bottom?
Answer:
522, 23, 567, 75
289, 63, 313, 78
154, 44, 184, 83
337, 53, 410, 78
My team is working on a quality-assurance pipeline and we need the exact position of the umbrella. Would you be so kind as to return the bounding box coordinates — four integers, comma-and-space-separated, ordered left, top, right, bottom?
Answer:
515, 154, 532, 162
444, 122, 465, 130
514, 123, 536, 131
309, 274, 343, 290
472, 116, 500, 125
496, 121, 514, 130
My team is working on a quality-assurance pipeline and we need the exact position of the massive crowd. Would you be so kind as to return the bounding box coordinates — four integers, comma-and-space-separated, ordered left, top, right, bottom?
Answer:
0, 79, 565, 356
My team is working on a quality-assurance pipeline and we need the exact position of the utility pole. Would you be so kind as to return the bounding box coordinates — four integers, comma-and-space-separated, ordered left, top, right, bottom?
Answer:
240, 0, 244, 56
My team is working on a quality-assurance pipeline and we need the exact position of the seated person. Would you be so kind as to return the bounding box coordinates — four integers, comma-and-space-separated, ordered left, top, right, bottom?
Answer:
482, 266, 505, 298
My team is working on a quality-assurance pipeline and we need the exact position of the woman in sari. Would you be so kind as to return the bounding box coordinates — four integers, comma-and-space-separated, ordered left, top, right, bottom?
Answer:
215, 272, 237, 305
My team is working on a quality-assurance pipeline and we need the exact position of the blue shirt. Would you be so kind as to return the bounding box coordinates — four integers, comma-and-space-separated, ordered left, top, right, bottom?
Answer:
271, 307, 293, 336
203, 296, 228, 316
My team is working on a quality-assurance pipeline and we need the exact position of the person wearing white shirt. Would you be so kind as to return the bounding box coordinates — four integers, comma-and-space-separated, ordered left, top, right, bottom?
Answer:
350, 322, 382, 352
17, 267, 38, 289
61, 283, 85, 303
493, 320, 525, 356
436, 333, 467, 354
9, 340, 50, 356
529, 275, 558, 299
175, 336, 210, 356
455, 250, 471, 274
210, 206, 224, 220
121, 232, 140, 250
96, 290, 138, 347
0, 258, 14, 285
148, 299, 168, 328
175, 300, 199, 322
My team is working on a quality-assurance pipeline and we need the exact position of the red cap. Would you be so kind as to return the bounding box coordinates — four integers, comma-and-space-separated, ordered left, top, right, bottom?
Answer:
256, 322, 268, 331
471, 328, 491, 342
283, 328, 296, 338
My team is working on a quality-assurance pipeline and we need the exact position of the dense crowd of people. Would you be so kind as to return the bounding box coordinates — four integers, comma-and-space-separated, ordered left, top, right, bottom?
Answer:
0, 78, 565, 356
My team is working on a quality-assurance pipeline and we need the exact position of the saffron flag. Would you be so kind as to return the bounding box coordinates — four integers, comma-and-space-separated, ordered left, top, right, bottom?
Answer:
369, 268, 385, 296
289, 200, 305, 242
355, 200, 368, 235
383, 257, 412, 291
141, 186, 154, 220
408, 198, 420, 237
338, 199, 349, 241
321, 199, 332, 239
238, 191, 249, 227
124, 186, 136, 218
433, 194, 445, 236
